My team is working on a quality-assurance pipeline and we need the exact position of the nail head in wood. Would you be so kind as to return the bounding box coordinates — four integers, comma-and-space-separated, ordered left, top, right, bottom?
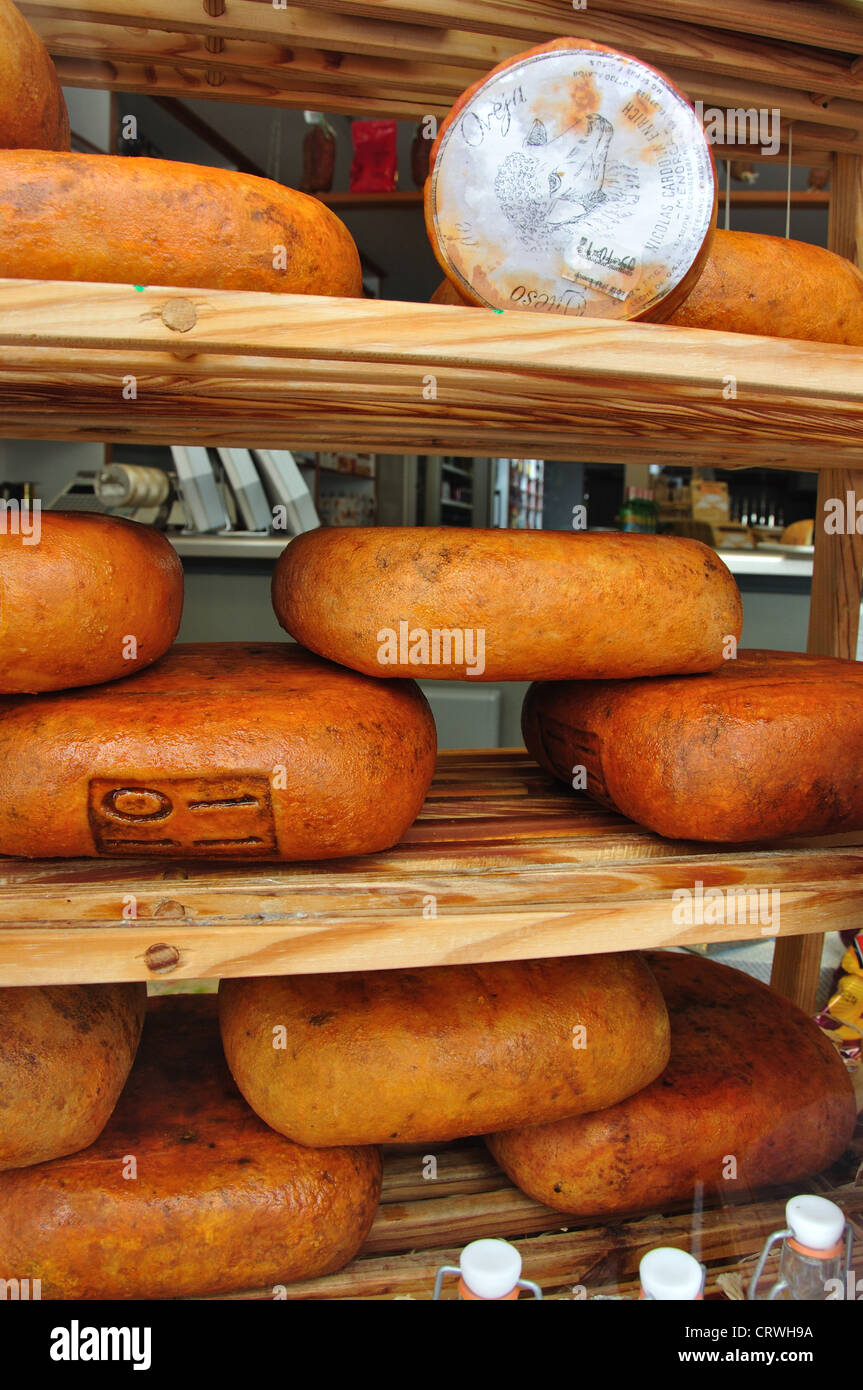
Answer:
144, 942, 181, 973
160, 299, 197, 334
153, 899, 186, 918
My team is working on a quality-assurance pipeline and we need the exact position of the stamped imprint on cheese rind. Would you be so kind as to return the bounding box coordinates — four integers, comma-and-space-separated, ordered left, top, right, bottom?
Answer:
429, 46, 715, 318
88, 775, 277, 855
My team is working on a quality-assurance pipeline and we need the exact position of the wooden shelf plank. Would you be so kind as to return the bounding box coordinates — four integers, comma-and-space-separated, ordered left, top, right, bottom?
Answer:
589, 0, 863, 55
50, 54, 443, 120
26, 0, 863, 100
307, 0, 863, 57
1, 751, 861, 987
0, 279, 861, 467
22, 0, 510, 70
44, 67, 863, 154
27, 0, 863, 106
36, 19, 474, 104
26, 0, 863, 144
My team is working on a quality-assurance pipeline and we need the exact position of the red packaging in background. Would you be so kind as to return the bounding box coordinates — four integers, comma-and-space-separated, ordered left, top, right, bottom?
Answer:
350, 119, 398, 192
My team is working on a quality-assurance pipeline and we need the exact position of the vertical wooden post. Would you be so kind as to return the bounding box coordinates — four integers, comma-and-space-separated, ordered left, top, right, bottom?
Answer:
770, 153, 863, 1011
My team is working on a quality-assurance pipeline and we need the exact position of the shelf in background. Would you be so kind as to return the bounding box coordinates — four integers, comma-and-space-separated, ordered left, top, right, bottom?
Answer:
106, 538, 820, 573
169, 534, 285, 560
1, 279, 862, 468
1, 750, 861, 988
715, 549, 814, 578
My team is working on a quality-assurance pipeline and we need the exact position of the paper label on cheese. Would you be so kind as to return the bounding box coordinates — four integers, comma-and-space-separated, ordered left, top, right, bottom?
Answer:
429, 46, 715, 318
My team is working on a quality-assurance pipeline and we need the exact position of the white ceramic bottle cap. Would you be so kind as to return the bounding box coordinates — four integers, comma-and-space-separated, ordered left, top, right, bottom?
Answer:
427, 38, 716, 322
460, 1239, 522, 1299
786, 1195, 845, 1251
639, 1247, 703, 1300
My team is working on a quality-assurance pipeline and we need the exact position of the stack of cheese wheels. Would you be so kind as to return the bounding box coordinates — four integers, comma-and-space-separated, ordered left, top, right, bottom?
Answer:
0, 511, 183, 693
219, 953, 671, 1145
0, 0, 69, 151
272, 527, 742, 682
0, 996, 382, 1298
487, 951, 857, 1216
0, 150, 362, 296
522, 650, 863, 841
432, 229, 863, 346
425, 38, 717, 323
0, 643, 436, 860
0, 982, 146, 1170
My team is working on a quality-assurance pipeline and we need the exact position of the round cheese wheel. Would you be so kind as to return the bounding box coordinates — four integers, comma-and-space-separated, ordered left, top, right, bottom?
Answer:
522, 649, 863, 842
780, 519, 815, 547
0, 982, 146, 1171
668, 229, 863, 346
0, 0, 69, 152
0, 151, 362, 297
487, 950, 857, 1216
431, 277, 472, 306
0, 996, 381, 1297
0, 643, 436, 860
433, 228, 863, 348
219, 953, 671, 1146
426, 38, 716, 320
0, 510, 183, 693
272, 527, 742, 682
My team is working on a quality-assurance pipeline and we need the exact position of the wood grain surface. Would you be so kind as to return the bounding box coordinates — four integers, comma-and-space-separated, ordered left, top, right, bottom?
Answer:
1, 751, 861, 987
0, 280, 862, 466
21, 0, 863, 146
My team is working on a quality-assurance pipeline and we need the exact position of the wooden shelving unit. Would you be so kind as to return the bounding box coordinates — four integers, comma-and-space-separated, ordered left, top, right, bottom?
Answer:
18, 0, 863, 158
3, 751, 862, 988
2, 0, 862, 1300
1, 280, 862, 468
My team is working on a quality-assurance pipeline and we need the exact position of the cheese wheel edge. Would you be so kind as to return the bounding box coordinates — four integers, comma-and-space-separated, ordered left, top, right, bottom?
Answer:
0, 151, 362, 297
0, 982, 147, 1171
0, 0, 69, 152
486, 950, 857, 1216
218, 953, 671, 1146
272, 527, 743, 681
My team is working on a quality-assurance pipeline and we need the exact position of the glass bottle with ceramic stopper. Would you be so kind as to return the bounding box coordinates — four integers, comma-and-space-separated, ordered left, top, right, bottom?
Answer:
748, 1195, 853, 1301
639, 1247, 705, 1300
432, 1238, 543, 1300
